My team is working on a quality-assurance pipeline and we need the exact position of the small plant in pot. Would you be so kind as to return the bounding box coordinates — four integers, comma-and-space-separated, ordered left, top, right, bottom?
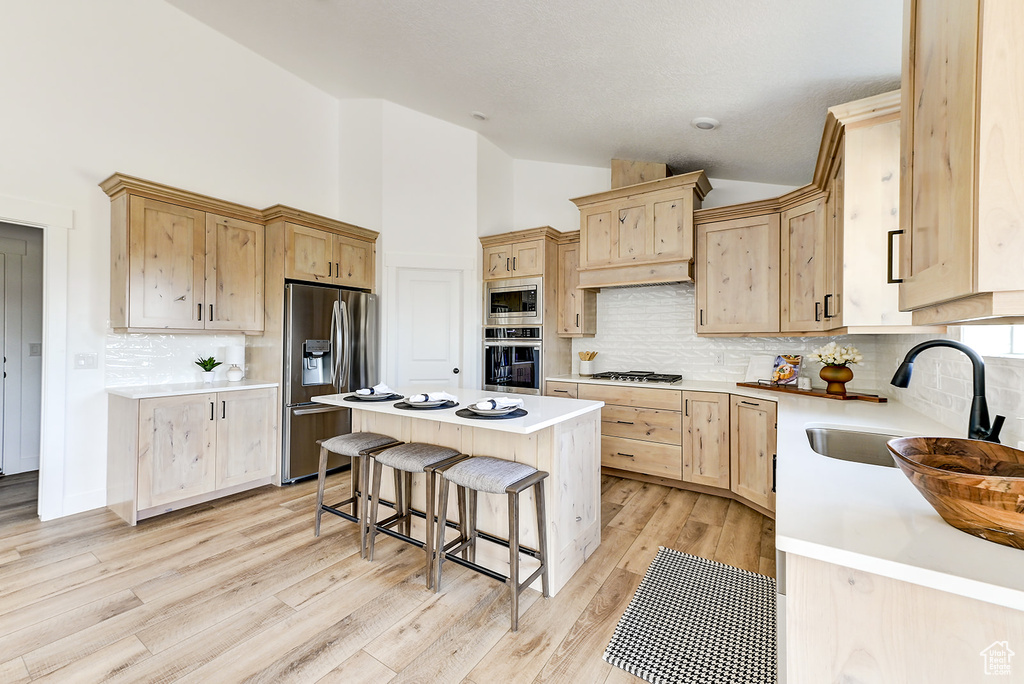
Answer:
809, 342, 862, 395
195, 356, 222, 383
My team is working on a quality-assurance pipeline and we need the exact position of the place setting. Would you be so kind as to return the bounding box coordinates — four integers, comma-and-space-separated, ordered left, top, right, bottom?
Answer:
343, 383, 404, 402
393, 391, 460, 410
456, 396, 528, 420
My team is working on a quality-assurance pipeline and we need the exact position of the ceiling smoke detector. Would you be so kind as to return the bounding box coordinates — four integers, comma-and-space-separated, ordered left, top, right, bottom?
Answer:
691, 117, 720, 131
470, 111, 488, 121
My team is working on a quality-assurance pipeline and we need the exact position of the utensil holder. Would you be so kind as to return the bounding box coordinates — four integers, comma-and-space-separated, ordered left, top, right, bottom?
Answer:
579, 360, 594, 377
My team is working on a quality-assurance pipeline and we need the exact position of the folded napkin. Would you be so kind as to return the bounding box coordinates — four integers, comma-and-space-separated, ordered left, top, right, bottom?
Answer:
356, 383, 394, 396
473, 396, 524, 411
407, 391, 458, 404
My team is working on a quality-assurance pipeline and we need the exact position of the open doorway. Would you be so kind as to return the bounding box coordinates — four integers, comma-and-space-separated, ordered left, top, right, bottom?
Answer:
0, 222, 43, 519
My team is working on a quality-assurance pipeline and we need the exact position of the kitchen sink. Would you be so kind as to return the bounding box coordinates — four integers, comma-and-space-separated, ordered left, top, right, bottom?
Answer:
805, 426, 903, 468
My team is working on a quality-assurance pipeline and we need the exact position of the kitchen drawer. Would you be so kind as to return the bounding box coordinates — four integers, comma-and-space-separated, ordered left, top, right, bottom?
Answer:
601, 435, 682, 479
600, 405, 682, 445
546, 381, 578, 399
578, 384, 681, 411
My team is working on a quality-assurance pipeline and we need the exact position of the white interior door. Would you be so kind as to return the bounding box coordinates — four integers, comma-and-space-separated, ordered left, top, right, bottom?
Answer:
0, 254, 6, 473
393, 268, 463, 388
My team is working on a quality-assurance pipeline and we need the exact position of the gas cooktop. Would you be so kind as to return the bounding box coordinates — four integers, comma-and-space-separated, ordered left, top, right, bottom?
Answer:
590, 370, 683, 384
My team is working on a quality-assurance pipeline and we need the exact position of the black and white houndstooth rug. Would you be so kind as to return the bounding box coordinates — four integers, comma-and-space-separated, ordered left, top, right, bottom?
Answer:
603, 547, 777, 684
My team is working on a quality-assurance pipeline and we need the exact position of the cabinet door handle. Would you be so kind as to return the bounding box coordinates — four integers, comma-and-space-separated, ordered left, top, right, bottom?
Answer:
685, 399, 689, 416
221, 400, 226, 419
209, 304, 214, 322
887, 229, 905, 283
772, 454, 777, 493
823, 294, 834, 319
576, 313, 580, 328
699, 309, 704, 326
198, 303, 202, 321
740, 400, 760, 407
328, 262, 332, 277
815, 301, 822, 322
616, 420, 634, 425
616, 452, 635, 458
512, 256, 517, 271
336, 262, 340, 277
506, 257, 510, 273
210, 402, 214, 421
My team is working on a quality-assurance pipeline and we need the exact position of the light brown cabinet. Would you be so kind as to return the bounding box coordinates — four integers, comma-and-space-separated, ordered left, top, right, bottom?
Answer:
545, 380, 579, 399
682, 391, 730, 489
898, 0, 1024, 324
108, 387, 277, 525
780, 196, 834, 333
695, 213, 781, 334
556, 239, 596, 337
284, 222, 375, 290
570, 171, 711, 288
482, 238, 545, 280
730, 395, 777, 512
104, 176, 266, 333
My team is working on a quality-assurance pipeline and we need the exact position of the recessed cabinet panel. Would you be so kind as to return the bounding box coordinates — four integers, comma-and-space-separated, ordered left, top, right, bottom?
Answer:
128, 197, 206, 330
511, 239, 545, 277
334, 234, 374, 290
780, 198, 828, 332
483, 244, 513, 280
205, 214, 265, 332
583, 211, 614, 269
285, 223, 333, 283
137, 394, 217, 510
682, 391, 731, 489
653, 198, 688, 259
696, 214, 781, 334
730, 396, 777, 512
216, 388, 276, 489
617, 205, 647, 262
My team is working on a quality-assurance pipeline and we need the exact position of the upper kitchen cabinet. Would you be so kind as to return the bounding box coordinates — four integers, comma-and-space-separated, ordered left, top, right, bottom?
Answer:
102, 174, 266, 333
780, 195, 834, 333
898, 0, 1024, 325
482, 237, 546, 280
556, 233, 597, 337
273, 210, 377, 291
695, 212, 781, 335
570, 171, 712, 289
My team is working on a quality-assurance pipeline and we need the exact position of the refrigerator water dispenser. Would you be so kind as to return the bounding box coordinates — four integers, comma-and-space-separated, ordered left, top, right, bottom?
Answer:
301, 339, 333, 386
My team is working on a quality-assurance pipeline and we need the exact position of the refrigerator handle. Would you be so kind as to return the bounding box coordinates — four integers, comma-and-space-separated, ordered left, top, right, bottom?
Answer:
339, 299, 351, 389
330, 300, 340, 387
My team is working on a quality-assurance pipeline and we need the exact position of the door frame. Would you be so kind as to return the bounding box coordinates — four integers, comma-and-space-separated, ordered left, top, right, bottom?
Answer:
382, 252, 478, 390
0, 193, 72, 521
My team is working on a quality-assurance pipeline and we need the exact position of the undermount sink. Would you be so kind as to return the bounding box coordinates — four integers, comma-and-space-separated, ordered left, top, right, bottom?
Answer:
805, 426, 904, 468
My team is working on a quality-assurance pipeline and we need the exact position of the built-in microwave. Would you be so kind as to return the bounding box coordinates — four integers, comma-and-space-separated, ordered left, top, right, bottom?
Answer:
484, 277, 542, 326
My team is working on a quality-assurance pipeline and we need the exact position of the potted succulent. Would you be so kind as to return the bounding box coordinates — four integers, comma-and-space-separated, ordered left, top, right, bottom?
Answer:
808, 342, 863, 395
195, 355, 222, 383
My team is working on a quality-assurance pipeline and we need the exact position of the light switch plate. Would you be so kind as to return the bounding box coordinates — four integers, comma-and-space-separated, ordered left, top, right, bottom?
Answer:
74, 353, 97, 369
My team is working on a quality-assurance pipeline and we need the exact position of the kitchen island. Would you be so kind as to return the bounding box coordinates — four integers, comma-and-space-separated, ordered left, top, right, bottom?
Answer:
313, 388, 603, 595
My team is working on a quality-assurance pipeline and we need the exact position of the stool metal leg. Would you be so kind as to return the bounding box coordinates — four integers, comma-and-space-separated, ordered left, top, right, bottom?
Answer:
314, 445, 329, 537
433, 479, 451, 593
367, 459, 385, 562
425, 470, 436, 590
359, 453, 372, 558
535, 480, 550, 598
508, 490, 521, 631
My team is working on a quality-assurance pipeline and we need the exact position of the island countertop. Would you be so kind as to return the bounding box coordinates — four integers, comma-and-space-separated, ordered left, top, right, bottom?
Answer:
312, 386, 603, 434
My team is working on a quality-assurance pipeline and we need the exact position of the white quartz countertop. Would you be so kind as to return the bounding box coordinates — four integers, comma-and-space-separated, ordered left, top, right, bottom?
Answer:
106, 379, 279, 399
547, 374, 1024, 611
313, 386, 602, 435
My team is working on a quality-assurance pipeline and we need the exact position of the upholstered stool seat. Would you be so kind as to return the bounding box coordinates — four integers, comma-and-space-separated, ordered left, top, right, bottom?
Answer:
434, 456, 550, 631
366, 443, 468, 589
314, 432, 401, 559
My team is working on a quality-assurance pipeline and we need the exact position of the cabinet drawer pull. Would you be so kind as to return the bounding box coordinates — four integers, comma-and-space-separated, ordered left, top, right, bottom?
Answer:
553, 389, 569, 394
616, 452, 635, 458
210, 402, 214, 420
221, 400, 226, 419
887, 229, 904, 283
739, 400, 760, 407
616, 420, 634, 425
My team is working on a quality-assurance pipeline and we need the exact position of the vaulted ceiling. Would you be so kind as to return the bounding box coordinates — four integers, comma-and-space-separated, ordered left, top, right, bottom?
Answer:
166, 0, 902, 186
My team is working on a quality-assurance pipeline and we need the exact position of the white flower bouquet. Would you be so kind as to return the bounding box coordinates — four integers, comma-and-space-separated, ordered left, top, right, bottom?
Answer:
809, 342, 863, 367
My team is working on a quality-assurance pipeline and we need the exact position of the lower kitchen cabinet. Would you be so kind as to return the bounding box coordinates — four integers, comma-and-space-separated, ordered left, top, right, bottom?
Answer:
730, 395, 778, 512
545, 380, 578, 398
108, 386, 278, 525
682, 391, 731, 489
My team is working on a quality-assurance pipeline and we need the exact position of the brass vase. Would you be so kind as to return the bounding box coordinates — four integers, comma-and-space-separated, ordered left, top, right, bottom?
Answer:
819, 364, 854, 395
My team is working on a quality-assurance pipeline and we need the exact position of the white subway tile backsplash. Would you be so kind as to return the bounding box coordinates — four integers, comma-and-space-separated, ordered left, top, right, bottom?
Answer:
106, 333, 248, 386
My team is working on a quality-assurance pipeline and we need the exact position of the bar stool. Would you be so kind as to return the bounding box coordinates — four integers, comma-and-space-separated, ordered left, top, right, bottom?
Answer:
433, 456, 550, 631
315, 432, 401, 558
366, 443, 468, 588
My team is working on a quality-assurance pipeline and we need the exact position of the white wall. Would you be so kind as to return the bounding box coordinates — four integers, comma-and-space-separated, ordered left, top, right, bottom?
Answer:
0, 223, 44, 475
1, 0, 341, 517
701, 178, 801, 208
511, 160, 610, 235
476, 138, 514, 236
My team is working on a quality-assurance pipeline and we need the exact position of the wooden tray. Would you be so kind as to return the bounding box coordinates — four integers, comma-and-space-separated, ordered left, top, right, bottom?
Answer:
734, 382, 887, 403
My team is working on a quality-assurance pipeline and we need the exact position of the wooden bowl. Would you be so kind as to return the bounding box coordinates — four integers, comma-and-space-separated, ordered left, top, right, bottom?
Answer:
886, 437, 1024, 550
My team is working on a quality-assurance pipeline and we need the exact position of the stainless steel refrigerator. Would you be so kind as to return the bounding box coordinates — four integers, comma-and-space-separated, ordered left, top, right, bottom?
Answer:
281, 282, 379, 483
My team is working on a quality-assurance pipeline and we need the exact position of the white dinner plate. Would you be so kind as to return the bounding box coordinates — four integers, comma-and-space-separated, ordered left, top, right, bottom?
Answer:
468, 405, 519, 416
406, 399, 448, 408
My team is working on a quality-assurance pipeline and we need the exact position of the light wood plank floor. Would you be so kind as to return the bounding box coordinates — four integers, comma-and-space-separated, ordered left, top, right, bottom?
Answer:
0, 470, 774, 683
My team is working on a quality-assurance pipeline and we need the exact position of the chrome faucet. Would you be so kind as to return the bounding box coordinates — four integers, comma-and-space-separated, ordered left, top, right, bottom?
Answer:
890, 339, 1005, 443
